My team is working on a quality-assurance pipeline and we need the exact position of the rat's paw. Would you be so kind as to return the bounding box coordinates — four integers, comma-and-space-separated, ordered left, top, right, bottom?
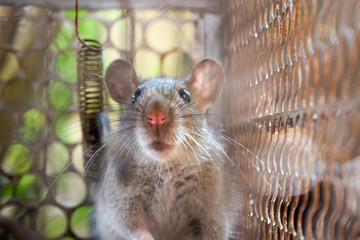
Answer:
131, 229, 155, 240
200, 229, 228, 240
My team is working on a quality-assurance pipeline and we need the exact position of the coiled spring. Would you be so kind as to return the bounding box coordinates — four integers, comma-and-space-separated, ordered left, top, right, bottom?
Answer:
77, 39, 103, 185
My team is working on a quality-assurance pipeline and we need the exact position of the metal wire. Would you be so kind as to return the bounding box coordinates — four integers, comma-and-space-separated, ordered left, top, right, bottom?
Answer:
224, 0, 360, 239
77, 39, 103, 186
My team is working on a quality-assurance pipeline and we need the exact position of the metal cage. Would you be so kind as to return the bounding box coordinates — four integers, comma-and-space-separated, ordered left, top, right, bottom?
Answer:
0, 0, 359, 239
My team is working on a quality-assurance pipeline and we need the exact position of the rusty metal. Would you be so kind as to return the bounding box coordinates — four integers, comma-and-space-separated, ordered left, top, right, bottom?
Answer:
77, 39, 103, 186
0, 0, 359, 239
224, 0, 360, 239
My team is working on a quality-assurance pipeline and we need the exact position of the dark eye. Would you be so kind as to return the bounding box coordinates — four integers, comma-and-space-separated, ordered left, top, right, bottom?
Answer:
178, 89, 191, 103
131, 89, 141, 103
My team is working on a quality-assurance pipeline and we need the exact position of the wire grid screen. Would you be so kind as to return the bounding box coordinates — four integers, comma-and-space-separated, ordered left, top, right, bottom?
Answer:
0, 5, 208, 239
224, 0, 360, 239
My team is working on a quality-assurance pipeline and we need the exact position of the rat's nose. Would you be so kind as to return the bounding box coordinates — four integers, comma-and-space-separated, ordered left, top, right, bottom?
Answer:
146, 111, 167, 126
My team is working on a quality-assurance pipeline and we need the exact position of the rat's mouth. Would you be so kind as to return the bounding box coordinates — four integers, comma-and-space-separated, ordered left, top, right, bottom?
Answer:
150, 141, 172, 152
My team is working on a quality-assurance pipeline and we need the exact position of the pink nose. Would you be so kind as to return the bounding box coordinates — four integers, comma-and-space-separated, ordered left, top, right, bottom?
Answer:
146, 111, 167, 126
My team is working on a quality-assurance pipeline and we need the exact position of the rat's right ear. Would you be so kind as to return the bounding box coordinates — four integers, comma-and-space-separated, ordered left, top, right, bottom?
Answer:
186, 58, 225, 112
104, 58, 139, 104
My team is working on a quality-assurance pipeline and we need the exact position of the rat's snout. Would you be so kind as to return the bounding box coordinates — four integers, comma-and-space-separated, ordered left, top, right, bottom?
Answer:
146, 110, 167, 126
144, 95, 172, 131
145, 98, 168, 127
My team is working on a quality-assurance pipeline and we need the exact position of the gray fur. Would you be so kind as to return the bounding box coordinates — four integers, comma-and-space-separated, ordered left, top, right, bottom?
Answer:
96, 59, 240, 240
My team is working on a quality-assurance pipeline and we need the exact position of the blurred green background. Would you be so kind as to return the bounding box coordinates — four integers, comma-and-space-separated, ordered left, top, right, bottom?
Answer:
0, 6, 196, 239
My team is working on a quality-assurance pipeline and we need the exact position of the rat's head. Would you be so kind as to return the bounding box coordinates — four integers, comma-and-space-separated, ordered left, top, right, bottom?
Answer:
105, 58, 224, 162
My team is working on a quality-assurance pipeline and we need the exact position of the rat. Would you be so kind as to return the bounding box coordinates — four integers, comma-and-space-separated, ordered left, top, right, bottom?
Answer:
95, 58, 240, 240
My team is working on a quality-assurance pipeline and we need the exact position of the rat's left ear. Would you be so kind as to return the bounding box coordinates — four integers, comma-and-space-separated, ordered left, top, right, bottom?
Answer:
104, 58, 139, 104
186, 58, 225, 112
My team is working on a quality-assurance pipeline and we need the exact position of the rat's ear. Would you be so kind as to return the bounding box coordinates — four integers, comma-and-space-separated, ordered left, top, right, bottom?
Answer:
104, 58, 139, 104
186, 58, 225, 112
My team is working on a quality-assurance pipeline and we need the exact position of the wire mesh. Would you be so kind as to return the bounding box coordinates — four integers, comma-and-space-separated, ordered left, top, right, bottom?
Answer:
224, 0, 360, 239
0, 0, 359, 239
0, 4, 218, 240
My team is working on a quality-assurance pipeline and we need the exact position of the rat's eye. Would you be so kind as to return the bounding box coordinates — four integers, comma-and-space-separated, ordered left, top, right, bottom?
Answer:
131, 89, 141, 103
178, 89, 191, 103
